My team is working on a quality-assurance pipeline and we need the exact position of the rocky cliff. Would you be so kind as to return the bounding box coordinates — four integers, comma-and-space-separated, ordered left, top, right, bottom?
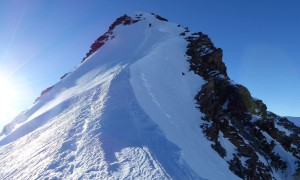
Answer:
185, 31, 300, 179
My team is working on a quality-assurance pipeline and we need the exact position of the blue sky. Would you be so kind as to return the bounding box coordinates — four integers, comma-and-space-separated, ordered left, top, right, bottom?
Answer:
0, 0, 299, 129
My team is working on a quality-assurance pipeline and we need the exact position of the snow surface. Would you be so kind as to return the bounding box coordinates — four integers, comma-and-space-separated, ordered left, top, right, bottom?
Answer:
218, 132, 236, 161
0, 13, 239, 179
261, 129, 297, 179
275, 123, 292, 136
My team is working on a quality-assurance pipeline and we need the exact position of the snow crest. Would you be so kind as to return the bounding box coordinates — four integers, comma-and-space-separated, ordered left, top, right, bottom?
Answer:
0, 13, 238, 179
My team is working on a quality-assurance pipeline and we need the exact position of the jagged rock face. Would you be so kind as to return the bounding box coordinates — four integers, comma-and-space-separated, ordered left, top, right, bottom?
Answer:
1, 13, 299, 179
186, 32, 300, 179
186, 33, 256, 121
150, 13, 168, 21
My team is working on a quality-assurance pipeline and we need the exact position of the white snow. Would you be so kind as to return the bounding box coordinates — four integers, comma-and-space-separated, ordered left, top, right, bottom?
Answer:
130, 14, 238, 179
222, 99, 229, 110
218, 132, 236, 161
250, 115, 261, 123
260, 129, 297, 179
272, 142, 297, 179
0, 13, 239, 179
275, 123, 292, 136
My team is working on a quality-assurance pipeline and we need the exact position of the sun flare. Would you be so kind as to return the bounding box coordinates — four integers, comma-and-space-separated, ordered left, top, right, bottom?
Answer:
0, 79, 17, 111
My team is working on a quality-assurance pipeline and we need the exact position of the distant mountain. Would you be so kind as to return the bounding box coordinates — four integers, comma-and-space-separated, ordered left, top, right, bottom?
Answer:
286, 117, 300, 127
0, 13, 299, 179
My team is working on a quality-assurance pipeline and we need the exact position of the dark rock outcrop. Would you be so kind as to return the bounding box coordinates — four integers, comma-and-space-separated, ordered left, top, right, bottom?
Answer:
33, 85, 54, 103
60, 72, 70, 80
186, 32, 300, 179
81, 14, 143, 63
150, 13, 168, 21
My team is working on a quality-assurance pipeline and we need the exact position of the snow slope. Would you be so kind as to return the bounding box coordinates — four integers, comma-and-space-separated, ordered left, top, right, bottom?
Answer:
0, 13, 239, 179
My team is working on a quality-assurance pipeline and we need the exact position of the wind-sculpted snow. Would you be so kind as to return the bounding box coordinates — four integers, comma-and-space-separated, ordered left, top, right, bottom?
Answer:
7, 11, 297, 180
0, 13, 241, 179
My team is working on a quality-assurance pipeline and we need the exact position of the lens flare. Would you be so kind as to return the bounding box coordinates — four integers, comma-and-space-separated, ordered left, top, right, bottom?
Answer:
0, 79, 17, 114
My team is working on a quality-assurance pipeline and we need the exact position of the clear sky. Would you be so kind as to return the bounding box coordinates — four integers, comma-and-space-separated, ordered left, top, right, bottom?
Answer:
0, 0, 299, 129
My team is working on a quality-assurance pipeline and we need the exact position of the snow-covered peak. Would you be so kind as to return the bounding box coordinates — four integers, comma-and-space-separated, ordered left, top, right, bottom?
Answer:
1, 13, 299, 180
0, 13, 237, 179
81, 12, 189, 63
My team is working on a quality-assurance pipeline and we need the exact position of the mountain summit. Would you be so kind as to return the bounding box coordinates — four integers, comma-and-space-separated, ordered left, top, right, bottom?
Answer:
0, 13, 299, 179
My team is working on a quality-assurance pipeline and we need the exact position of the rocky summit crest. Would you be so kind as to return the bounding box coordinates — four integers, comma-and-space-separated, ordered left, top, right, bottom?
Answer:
1, 13, 299, 179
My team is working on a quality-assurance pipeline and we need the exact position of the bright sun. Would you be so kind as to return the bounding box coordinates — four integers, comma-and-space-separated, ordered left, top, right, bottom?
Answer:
0, 79, 16, 112
0, 77, 28, 129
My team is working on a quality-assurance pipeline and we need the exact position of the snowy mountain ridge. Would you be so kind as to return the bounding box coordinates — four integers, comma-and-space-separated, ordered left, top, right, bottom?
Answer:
0, 13, 300, 179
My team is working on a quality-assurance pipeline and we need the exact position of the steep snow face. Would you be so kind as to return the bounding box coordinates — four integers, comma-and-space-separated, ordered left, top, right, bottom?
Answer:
0, 13, 238, 179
